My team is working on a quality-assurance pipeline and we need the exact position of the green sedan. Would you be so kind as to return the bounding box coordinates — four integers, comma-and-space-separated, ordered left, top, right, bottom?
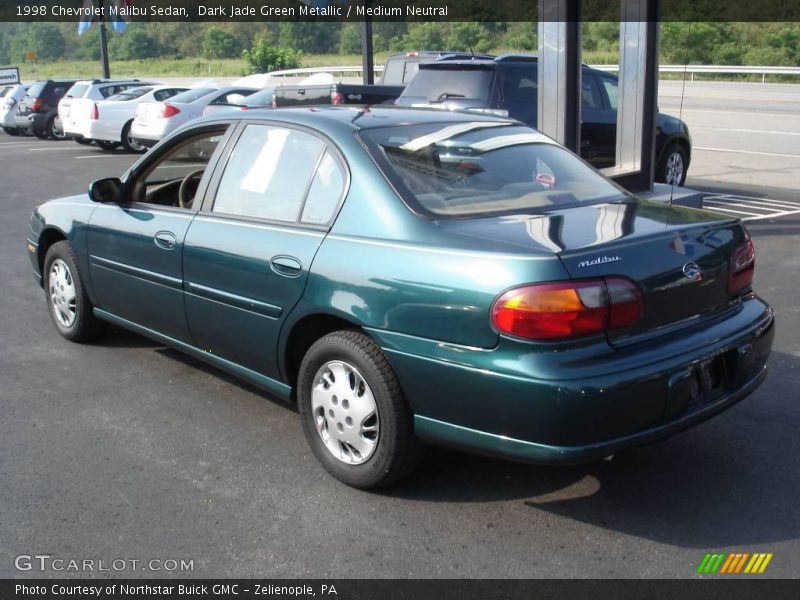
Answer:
27, 107, 774, 488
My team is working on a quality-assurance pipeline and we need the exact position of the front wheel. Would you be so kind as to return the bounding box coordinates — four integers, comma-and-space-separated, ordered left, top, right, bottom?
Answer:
658, 145, 688, 187
297, 330, 422, 489
43, 241, 108, 342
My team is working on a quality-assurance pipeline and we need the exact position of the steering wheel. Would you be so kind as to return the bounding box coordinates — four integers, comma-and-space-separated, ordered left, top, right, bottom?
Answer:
178, 169, 206, 209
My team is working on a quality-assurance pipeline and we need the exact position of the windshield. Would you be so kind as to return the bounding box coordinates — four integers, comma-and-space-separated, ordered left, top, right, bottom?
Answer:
360, 123, 627, 218
169, 88, 216, 103
399, 68, 492, 103
65, 83, 89, 98
107, 86, 152, 101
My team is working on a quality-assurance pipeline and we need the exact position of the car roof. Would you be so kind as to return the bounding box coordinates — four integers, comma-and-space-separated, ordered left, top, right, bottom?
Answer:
200, 105, 516, 133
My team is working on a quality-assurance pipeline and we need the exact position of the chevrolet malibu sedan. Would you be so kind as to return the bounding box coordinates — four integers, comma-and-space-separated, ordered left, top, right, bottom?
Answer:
27, 107, 774, 488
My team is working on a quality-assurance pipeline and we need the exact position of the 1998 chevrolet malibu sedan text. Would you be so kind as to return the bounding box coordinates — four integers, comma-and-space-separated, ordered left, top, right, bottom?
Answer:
27, 107, 774, 488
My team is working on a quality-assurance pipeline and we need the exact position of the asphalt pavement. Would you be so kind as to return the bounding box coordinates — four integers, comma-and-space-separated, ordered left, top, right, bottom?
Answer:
0, 81, 798, 578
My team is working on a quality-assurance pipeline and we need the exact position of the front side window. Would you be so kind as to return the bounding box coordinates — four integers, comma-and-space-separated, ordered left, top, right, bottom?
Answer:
213, 124, 326, 222
360, 122, 628, 218
129, 129, 227, 208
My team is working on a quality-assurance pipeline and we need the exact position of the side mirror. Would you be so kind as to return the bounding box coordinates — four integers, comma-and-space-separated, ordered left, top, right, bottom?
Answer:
88, 177, 122, 203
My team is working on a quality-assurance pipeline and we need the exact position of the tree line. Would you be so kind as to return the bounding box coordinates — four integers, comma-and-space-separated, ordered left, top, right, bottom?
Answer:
0, 21, 798, 67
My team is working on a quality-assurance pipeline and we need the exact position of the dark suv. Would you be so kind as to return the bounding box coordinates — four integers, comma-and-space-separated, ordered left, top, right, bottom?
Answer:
395, 54, 691, 186
15, 79, 76, 140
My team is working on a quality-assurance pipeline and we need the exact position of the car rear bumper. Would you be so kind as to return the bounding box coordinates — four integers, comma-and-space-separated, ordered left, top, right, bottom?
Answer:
371, 295, 774, 464
15, 113, 47, 133
130, 120, 172, 145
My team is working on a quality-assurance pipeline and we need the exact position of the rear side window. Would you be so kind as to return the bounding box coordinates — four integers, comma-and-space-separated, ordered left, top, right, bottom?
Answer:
108, 87, 153, 101
599, 76, 618, 111
26, 83, 45, 97
500, 65, 537, 103
213, 124, 328, 223
210, 89, 255, 105
400, 67, 492, 102
301, 151, 346, 225
50, 85, 68, 99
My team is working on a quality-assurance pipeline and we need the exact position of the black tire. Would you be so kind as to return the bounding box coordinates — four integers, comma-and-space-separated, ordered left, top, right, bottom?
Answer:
657, 144, 688, 187
33, 128, 49, 140
43, 241, 108, 343
4, 127, 20, 136
73, 136, 93, 145
121, 121, 146, 153
297, 330, 422, 489
47, 117, 67, 140
95, 139, 120, 151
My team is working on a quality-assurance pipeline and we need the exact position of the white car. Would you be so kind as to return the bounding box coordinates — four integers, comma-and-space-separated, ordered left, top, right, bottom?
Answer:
130, 86, 257, 147
0, 84, 32, 135
58, 79, 152, 145
64, 85, 188, 153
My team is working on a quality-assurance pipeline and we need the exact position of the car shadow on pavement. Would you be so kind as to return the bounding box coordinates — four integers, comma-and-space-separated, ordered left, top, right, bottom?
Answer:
385, 350, 800, 549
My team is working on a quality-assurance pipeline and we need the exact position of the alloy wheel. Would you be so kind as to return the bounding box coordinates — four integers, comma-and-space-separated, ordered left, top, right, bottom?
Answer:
49, 258, 77, 327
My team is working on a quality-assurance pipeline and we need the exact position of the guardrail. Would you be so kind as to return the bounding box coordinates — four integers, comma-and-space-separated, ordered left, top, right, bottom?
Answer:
591, 64, 800, 83
265, 64, 799, 84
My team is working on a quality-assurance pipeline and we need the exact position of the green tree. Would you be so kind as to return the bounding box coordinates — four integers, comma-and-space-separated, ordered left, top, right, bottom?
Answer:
242, 39, 302, 75
499, 22, 537, 51
9, 22, 65, 62
202, 26, 242, 59
445, 23, 494, 53
109, 26, 160, 60
398, 23, 445, 51
278, 22, 339, 54
339, 23, 362, 55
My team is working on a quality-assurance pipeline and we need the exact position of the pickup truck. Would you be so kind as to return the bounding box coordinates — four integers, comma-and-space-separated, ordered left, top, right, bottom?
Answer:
272, 51, 490, 108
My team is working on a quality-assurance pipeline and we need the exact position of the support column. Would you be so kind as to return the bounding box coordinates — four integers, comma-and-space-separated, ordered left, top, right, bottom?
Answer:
360, 17, 374, 85
537, 0, 582, 154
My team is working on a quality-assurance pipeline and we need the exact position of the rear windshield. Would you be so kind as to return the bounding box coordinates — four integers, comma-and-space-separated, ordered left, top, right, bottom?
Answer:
360, 123, 627, 218
65, 83, 89, 98
400, 68, 492, 103
169, 88, 216, 103
241, 88, 273, 106
25, 83, 45, 98
107, 87, 153, 101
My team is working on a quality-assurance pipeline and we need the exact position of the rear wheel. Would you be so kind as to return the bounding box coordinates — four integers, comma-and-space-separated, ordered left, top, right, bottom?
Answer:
33, 128, 49, 140
121, 121, 146, 153
3, 127, 20, 136
297, 330, 422, 489
95, 140, 120, 151
48, 117, 67, 140
43, 241, 108, 343
658, 145, 687, 187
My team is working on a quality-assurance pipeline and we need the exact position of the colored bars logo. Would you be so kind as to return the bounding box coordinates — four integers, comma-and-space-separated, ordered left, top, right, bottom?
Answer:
697, 552, 773, 574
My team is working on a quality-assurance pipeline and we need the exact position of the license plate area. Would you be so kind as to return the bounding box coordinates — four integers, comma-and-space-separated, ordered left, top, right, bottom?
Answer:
665, 351, 732, 419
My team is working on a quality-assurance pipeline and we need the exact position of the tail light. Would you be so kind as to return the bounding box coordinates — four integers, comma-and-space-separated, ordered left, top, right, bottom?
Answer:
161, 103, 180, 118
90, 102, 99, 120
491, 277, 643, 341
728, 233, 755, 294
331, 91, 344, 106
30, 97, 44, 112
239, 105, 249, 111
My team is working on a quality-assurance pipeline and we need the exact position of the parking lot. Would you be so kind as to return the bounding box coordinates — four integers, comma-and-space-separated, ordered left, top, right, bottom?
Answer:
1, 81, 799, 578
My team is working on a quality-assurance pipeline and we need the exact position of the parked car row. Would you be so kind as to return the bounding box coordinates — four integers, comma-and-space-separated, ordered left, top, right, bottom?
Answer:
2, 52, 692, 184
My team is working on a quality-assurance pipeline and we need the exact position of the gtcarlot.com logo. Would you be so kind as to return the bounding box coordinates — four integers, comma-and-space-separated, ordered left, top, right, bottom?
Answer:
15, 554, 194, 573
697, 552, 773, 574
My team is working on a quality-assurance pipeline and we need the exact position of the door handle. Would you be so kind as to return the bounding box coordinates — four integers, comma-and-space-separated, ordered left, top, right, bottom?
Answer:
270, 255, 303, 278
154, 231, 177, 250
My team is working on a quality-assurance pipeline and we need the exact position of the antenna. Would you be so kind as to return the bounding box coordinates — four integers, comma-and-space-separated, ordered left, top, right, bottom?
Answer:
669, 63, 688, 207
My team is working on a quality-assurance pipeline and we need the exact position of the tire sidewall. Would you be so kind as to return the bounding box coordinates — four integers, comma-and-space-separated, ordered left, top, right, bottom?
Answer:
297, 333, 404, 488
44, 243, 89, 341
661, 146, 687, 186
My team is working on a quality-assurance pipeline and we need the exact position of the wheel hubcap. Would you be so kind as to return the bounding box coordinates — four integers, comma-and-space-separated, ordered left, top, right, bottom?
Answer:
127, 132, 144, 152
311, 360, 379, 465
49, 259, 77, 328
665, 151, 684, 185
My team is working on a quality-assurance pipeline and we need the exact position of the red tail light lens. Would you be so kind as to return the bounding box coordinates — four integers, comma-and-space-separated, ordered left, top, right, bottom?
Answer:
239, 105, 249, 111
728, 238, 755, 293
491, 278, 642, 341
90, 102, 99, 120
331, 91, 344, 106
161, 103, 180, 118
30, 97, 44, 112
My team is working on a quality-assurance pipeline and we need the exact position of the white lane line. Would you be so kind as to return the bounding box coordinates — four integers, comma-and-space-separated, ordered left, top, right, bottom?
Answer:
692, 126, 800, 136
701, 205, 765, 217
75, 154, 125, 159
707, 192, 800, 205
27, 147, 84, 152
670, 108, 800, 118
0, 141, 50, 147
743, 209, 800, 221
703, 200, 781, 214
713, 197, 800, 210
694, 146, 800, 158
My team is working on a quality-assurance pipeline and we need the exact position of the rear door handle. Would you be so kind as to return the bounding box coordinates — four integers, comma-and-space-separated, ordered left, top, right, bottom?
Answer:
154, 231, 177, 250
270, 255, 302, 277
